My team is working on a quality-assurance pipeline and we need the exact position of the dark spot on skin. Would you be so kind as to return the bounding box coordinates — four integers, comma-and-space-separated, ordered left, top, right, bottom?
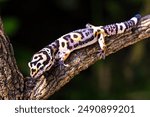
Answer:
74, 43, 79, 48
65, 53, 68, 57
63, 35, 71, 41
124, 22, 129, 29
108, 27, 111, 32
94, 32, 97, 37
97, 29, 100, 32
114, 24, 118, 34
40, 67, 44, 70
31, 61, 38, 66
89, 28, 94, 32
97, 33, 101, 39
31, 69, 36, 73
61, 42, 65, 47
37, 63, 41, 68
73, 34, 78, 38
79, 41, 85, 45
103, 27, 109, 35
67, 46, 72, 50
83, 29, 86, 32
78, 32, 84, 39
55, 40, 59, 47
67, 42, 72, 50
52, 43, 57, 48
120, 25, 123, 30
85, 32, 89, 36
70, 38, 74, 43
80, 35, 94, 45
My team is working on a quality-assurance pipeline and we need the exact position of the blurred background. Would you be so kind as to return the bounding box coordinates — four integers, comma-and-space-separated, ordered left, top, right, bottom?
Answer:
0, 0, 150, 99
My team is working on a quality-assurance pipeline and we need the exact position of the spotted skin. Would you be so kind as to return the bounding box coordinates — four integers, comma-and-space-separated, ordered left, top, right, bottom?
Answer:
102, 14, 141, 36
28, 14, 141, 78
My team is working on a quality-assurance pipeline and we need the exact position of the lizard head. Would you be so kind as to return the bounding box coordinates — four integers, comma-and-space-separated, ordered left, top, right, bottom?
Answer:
28, 48, 55, 78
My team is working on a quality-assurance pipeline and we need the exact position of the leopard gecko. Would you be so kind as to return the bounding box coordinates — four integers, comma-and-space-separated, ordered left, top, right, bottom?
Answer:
28, 14, 141, 78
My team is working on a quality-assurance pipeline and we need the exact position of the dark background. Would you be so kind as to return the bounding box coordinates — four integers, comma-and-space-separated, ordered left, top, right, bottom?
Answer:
0, 0, 150, 99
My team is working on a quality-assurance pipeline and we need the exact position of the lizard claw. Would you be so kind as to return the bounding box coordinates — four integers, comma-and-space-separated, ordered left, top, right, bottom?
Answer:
97, 49, 106, 59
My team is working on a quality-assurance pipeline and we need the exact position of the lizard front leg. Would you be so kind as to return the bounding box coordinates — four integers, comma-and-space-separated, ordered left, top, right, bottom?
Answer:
56, 50, 70, 69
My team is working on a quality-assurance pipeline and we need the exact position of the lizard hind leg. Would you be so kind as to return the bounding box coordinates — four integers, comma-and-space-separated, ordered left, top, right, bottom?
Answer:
97, 34, 107, 59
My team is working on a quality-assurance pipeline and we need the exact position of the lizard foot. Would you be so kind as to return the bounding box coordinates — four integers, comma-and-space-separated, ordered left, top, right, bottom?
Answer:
97, 49, 106, 59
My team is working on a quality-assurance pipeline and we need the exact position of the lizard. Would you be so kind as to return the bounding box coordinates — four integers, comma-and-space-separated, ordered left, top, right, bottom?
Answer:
28, 14, 141, 78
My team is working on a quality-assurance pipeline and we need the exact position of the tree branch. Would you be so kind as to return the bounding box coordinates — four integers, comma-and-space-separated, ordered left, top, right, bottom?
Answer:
0, 15, 150, 100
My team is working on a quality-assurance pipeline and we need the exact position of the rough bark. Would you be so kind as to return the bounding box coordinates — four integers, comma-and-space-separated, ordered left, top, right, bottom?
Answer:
0, 18, 24, 99
0, 15, 150, 100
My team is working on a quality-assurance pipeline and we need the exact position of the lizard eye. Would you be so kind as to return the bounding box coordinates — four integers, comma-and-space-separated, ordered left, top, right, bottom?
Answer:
34, 55, 39, 60
37, 63, 41, 68
32, 55, 39, 61
34, 56, 38, 59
